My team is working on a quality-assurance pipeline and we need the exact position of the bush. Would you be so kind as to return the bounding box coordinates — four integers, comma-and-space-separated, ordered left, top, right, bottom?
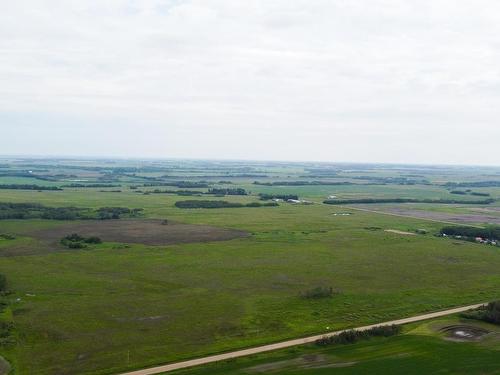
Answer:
84, 236, 102, 244
0, 274, 6, 292
61, 234, 102, 248
462, 301, 500, 324
316, 325, 401, 346
302, 286, 335, 299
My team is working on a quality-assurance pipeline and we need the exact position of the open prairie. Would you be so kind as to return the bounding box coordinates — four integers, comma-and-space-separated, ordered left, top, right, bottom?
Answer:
0, 159, 499, 374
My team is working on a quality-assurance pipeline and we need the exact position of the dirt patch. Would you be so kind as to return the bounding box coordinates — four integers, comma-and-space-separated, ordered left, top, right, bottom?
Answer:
27, 219, 250, 247
384, 229, 416, 236
359, 205, 500, 225
0, 356, 10, 375
245, 354, 331, 373
440, 325, 490, 342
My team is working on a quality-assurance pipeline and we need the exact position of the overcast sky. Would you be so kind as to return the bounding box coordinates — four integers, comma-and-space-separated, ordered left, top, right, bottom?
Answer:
1, 1, 500, 165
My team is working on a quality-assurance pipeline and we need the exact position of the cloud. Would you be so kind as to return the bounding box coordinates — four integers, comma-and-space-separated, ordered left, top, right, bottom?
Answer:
1, 0, 499, 165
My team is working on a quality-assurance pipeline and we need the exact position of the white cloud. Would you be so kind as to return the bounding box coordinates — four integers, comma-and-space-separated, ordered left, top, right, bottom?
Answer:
1, 0, 499, 165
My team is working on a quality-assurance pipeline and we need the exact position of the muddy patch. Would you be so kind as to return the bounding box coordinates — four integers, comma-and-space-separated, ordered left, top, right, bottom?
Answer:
27, 219, 250, 247
440, 325, 490, 342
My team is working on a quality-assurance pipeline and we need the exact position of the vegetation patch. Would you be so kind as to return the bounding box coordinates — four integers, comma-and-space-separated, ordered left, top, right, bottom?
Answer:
0, 184, 62, 191
175, 200, 278, 209
316, 325, 401, 346
301, 286, 337, 299
60, 233, 102, 249
62, 183, 121, 188
324, 198, 494, 205
254, 181, 354, 186
0, 202, 142, 220
462, 301, 500, 325
259, 194, 299, 201
440, 225, 500, 243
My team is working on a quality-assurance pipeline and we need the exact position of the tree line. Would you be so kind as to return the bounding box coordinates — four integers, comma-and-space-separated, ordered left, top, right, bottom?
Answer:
440, 225, 500, 241
0, 202, 143, 220
259, 193, 299, 201
175, 200, 278, 209
462, 301, 500, 325
324, 198, 495, 205
0, 184, 62, 191
316, 325, 401, 346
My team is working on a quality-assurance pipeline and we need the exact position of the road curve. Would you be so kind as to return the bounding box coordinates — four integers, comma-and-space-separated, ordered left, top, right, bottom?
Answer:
118, 302, 487, 375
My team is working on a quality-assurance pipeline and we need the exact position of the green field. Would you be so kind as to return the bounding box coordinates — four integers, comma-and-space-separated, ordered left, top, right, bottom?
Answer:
172, 316, 500, 375
0, 159, 499, 374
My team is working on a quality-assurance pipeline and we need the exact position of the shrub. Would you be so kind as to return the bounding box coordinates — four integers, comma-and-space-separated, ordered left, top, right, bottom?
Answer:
302, 286, 335, 299
316, 325, 401, 346
462, 301, 500, 324
0, 274, 6, 292
61, 234, 101, 248
84, 236, 102, 244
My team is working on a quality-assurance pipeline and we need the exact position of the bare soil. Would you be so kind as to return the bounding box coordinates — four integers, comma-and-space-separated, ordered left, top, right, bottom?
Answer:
28, 219, 250, 246
359, 205, 500, 225
440, 325, 490, 342
384, 229, 416, 236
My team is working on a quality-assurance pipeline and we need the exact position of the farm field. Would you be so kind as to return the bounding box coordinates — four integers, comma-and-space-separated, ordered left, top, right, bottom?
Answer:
0, 158, 499, 374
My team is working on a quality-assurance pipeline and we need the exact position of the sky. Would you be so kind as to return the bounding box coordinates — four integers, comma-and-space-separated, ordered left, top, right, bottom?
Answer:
1, 1, 500, 166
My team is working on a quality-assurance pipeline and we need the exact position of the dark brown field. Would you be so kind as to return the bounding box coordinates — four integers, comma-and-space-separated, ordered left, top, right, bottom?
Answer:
28, 219, 250, 246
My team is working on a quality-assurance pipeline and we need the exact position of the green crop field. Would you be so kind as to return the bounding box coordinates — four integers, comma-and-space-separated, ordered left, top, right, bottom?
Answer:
0, 158, 499, 374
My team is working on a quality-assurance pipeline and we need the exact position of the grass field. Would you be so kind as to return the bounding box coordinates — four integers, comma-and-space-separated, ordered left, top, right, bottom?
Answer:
171, 316, 500, 375
0, 159, 499, 374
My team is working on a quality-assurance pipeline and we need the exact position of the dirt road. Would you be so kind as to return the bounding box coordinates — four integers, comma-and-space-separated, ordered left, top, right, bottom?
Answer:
119, 302, 487, 375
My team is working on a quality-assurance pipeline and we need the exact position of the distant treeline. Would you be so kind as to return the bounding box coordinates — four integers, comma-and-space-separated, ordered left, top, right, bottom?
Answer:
440, 225, 500, 241
149, 189, 203, 196
450, 190, 490, 197
351, 176, 431, 185
0, 202, 142, 220
0, 184, 62, 191
445, 181, 500, 188
62, 183, 121, 188
324, 198, 494, 205
147, 188, 247, 196
0, 171, 58, 181
139, 181, 210, 188
254, 181, 354, 186
259, 193, 299, 201
316, 325, 401, 346
208, 188, 247, 195
175, 200, 278, 209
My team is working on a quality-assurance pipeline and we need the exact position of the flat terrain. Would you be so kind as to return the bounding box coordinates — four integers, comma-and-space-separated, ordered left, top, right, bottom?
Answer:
27, 219, 250, 246
356, 204, 500, 225
119, 303, 487, 375
169, 316, 500, 375
0, 158, 498, 374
